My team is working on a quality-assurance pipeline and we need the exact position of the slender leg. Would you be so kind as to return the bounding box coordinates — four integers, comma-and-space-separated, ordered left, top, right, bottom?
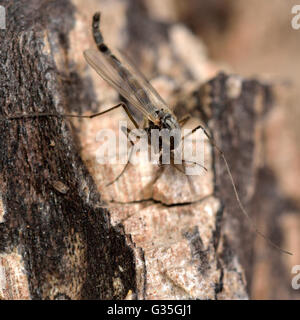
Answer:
121, 104, 139, 129
182, 159, 207, 172
169, 151, 186, 174
174, 122, 209, 171
182, 123, 293, 255
181, 124, 211, 142
1, 102, 123, 121
106, 127, 139, 187
169, 152, 197, 194
0, 102, 139, 133
178, 114, 191, 127
1, 102, 140, 129
170, 156, 207, 173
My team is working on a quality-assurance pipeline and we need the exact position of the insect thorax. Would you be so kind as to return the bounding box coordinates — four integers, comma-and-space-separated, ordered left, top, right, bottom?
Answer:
147, 112, 181, 152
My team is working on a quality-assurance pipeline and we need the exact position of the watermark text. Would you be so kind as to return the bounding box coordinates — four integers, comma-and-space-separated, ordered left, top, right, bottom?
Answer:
291, 5, 300, 30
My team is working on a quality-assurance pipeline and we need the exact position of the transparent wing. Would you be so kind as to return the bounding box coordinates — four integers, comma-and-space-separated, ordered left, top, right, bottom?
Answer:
117, 49, 171, 112
83, 49, 173, 122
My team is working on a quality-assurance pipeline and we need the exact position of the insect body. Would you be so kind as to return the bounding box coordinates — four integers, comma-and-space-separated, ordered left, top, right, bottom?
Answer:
85, 12, 182, 153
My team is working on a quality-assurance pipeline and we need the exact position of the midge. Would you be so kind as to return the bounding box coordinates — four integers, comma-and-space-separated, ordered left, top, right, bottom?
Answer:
84, 12, 202, 178
2, 12, 292, 256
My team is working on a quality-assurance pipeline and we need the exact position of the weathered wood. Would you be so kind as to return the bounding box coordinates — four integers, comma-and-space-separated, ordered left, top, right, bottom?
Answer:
0, 0, 138, 300
201, 74, 275, 287
0, 0, 274, 299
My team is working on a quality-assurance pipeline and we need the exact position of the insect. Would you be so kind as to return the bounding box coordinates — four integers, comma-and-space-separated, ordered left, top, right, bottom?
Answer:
2, 12, 292, 256
84, 12, 205, 184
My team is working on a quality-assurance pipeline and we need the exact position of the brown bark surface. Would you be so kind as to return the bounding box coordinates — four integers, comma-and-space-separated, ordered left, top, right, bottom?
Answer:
0, 0, 278, 299
172, 0, 300, 300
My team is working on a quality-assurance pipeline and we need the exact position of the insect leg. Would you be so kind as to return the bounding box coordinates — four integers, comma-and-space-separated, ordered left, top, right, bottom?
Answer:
168, 150, 207, 174
1, 102, 140, 128
0, 103, 127, 121
178, 114, 191, 127
181, 124, 210, 141
121, 104, 139, 129
106, 126, 139, 187
169, 152, 197, 194
88, 101, 139, 129
182, 159, 207, 172
182, 123, 292, 255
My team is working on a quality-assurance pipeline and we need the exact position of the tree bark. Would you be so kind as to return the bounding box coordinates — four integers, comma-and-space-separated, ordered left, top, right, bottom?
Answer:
0, 0, 273, 299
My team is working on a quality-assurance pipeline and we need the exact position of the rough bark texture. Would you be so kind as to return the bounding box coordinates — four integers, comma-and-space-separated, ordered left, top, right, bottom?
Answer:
0, 0, 277, 300
0, 0, 140, 300
173, 0, 300, 299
